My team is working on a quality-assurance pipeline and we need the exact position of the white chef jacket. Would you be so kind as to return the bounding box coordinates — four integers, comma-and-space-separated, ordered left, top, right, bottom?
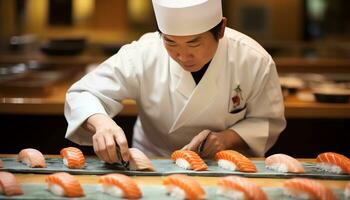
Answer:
64, 27, 286, 157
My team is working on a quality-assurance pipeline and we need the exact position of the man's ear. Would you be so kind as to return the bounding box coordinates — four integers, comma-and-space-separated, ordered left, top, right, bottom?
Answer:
219, 17, 227, 39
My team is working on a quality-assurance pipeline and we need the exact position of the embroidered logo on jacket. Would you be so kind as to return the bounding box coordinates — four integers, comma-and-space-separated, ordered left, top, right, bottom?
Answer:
232, 85, 243, 109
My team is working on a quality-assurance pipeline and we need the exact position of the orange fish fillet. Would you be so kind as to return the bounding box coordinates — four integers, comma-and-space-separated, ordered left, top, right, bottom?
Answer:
283, 178, 337, 200
265, 153, 305, 173
99, 173, 142, 199
316, 152, 350, 175
45, 172, 84, 197
215, 150, 257, 172
129, 148, 155, 171
17, 148, 46, 168
217, 176, 268, 200
60, 147, 85, 169
0, 172, 23, 196
171, 150, 208, 171
163, 174, 205, 200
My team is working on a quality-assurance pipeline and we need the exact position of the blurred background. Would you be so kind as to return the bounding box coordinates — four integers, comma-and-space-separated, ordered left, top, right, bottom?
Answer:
0, 0, 349, 157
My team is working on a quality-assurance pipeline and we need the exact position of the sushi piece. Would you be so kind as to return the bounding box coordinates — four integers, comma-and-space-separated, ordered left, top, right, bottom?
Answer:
265, 153, 305, 173
0, 159, 3, 168
215, 150, 257, 172
217, 176, 268, 200
0, 172, 23, 196
345, 181, 350, 199
316, 152, 350, 175
60, 147, 85, 169
129, 148, 155, 171
99, 173, 142, 199
45, 172, 84, 197
171, 150, 208, 171
283, 178, 337, 200
163, 174, 205, 200
17, 148, 46, 168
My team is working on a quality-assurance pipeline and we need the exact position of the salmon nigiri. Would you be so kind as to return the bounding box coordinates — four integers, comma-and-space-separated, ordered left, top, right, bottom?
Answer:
0, 172, 23, 196
60, 147, 85, 169
345, 181, 350, 199
45, 172, 84, 197
316, 152, 350, 175
265, 153, 305, 173
283, 178, 337, 200
215, 150, 257, 172
99, 173, 142, 199
17, 148, 46, 168
163, 174, 205, 200
129, 148, 155, 171
171, 150, 208, 171
217, 176, 268, 200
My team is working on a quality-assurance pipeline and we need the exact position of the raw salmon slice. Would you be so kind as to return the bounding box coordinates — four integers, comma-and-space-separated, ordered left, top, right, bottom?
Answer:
217, 176, 268, 200
316, 152, 350, 175
99, 173, 142, 199
283, 178, 337, 200
60, 147, 85, 169
171, 150, 208, 171
45, 172, 84, 197
265, 153, 305, 173
129, 148, 155, 171
163, 174, 205, 200
17, 148, 46, 168
215, 150, 257, 172
0, 172, 23, 196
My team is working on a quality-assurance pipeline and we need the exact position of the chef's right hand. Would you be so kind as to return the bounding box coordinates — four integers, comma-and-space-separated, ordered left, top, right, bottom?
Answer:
84, 113, 130, 164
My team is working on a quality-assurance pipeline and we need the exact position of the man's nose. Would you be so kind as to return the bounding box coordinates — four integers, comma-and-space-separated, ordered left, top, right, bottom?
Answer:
177, 48, 193, 62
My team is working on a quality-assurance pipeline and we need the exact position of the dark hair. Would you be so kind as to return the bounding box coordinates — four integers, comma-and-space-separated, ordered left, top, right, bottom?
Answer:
157, 19, 224, 40
209, 19, 224, 41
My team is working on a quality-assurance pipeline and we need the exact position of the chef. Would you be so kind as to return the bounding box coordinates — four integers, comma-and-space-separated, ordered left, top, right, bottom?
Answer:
64, 0, 286, 163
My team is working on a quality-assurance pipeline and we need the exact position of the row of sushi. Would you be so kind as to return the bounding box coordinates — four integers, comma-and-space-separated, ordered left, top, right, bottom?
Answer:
172, 150, 350, 174
0, 171, 349, 200
0, 147, 155, 171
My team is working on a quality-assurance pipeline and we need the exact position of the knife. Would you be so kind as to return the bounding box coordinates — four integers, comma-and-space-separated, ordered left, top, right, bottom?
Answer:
197, 131, 211, 154
116, 145, 129, 170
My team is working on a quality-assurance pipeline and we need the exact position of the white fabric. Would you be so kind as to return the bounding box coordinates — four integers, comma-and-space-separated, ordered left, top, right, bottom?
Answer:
152, 0, 222, 36
64, 27, 286, 157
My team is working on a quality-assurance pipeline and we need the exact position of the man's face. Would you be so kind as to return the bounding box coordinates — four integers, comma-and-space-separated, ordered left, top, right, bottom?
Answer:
162, 31, 219, 72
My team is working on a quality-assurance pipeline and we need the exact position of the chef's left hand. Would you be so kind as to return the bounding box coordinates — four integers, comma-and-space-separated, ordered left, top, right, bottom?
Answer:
182, 129, 246, 159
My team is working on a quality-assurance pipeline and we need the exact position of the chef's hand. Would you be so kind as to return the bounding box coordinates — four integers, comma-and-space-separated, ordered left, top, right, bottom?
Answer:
182, 129, 248, 158
84, 113, 130, 164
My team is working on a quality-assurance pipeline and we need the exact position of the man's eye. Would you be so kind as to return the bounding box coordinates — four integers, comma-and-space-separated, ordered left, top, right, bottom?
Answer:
166, 42, 176, 46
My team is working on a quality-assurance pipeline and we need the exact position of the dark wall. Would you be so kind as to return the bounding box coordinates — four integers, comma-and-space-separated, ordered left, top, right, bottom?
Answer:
0, 114, 349, 158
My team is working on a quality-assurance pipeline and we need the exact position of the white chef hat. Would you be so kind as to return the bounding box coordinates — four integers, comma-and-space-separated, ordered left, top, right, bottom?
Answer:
152, 0, 223, 36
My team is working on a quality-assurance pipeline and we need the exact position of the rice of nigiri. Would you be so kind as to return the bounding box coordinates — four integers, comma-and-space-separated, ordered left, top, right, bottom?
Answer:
171, 150, 208, 171
265, 153, 304, 173
17, 148, 46, 168
0, 172, 23, 196
45, 172, 84, 197
60, 147, 85, 169
99, 173, 142, 199
215, 150, 257, 172
283, 178, 337, 200
217, 176, 268, 200
316, 152, 350, 175
163, 174, 205, 200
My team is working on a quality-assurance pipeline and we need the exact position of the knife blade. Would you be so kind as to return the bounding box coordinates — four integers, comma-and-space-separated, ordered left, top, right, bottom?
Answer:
197, 131, 211, 154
